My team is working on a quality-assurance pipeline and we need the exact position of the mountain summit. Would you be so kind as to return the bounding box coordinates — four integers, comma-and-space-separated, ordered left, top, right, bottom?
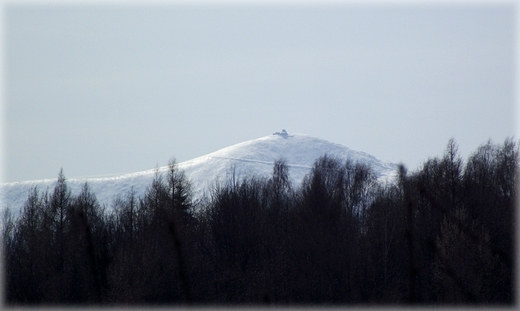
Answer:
1, 131, 398, 213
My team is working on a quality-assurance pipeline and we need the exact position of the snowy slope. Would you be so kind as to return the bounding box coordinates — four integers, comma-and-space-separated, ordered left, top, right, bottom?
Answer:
1, 131, 398, 214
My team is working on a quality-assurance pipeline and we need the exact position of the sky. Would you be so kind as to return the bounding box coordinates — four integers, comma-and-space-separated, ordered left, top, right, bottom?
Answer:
2, 1, 517, 183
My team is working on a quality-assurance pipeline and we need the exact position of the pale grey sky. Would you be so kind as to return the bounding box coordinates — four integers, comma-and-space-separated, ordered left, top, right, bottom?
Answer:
3, 3, 516, 182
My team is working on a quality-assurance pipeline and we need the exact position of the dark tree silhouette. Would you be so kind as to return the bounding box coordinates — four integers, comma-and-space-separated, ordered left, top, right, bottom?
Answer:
2, 139, 516, 305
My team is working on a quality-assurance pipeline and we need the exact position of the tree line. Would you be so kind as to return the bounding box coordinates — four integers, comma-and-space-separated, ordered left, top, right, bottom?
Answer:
2, 138, 516, 305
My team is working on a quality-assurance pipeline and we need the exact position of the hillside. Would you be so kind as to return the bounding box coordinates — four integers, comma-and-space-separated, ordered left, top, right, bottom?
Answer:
1, 131, 398, 213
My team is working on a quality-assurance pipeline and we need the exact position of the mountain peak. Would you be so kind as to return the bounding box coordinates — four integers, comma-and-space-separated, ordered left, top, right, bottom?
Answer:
1, 133, 398, 213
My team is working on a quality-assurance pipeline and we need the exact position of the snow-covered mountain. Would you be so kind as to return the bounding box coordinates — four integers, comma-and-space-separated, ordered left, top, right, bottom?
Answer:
1, 131, 398, 214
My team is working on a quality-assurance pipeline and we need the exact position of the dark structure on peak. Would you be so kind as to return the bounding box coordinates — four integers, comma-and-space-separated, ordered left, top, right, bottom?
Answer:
273, 129, 289, 138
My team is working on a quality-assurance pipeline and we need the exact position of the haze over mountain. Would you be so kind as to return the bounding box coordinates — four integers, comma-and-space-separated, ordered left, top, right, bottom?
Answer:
1, 131, 398, 213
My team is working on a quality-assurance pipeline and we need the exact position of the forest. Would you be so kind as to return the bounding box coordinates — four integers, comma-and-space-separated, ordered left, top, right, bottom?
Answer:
1, 138, 516, 305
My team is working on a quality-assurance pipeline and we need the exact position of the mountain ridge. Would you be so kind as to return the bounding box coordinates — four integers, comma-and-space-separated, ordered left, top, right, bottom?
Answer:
1, 131, 398, 213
